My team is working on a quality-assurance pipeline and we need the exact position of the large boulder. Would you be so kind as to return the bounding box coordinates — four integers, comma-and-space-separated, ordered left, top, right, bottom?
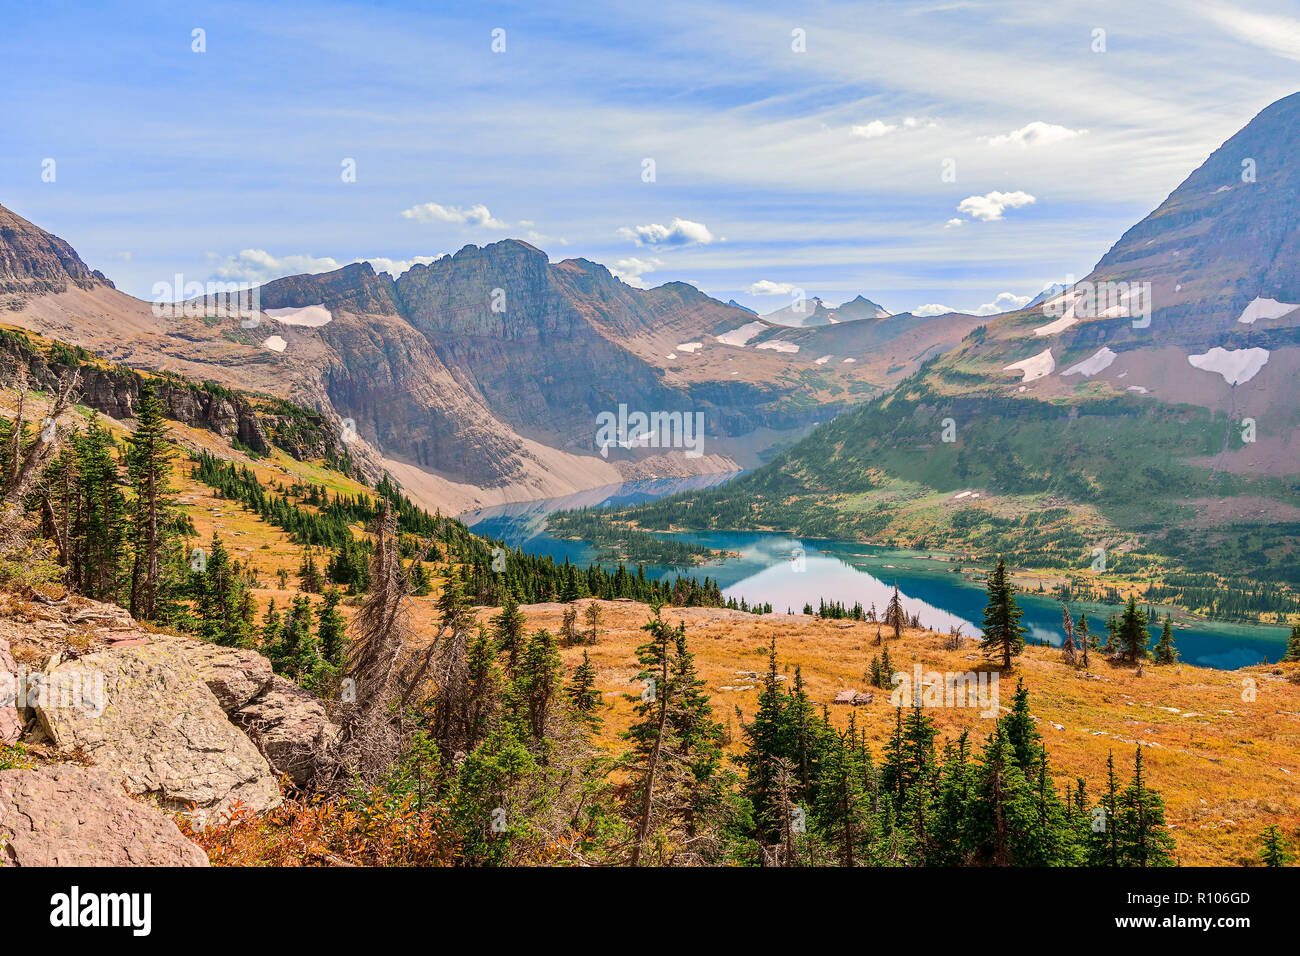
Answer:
153, 634, 275, 712
36, 643, 281, 814
0, 765, 208, 866
235, 676, 339, 788
0, 635, 21, 744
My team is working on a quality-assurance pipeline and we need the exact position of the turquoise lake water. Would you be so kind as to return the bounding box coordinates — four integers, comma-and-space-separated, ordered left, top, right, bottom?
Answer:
460, 473, 1290, 670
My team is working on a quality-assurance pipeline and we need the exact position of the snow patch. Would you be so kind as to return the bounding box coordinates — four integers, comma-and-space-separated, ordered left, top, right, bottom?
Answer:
756, 340, 799, 353
1062, 347, 1117, 377
264, 304, 332, 327
715, 322, 765, 346
1004, 348, 1055, 382
261, 335, 288, 353
842, 357, 856, 363
815, 355, 833, 365
1238, 297, 1300, 324
1187, 347, 1270, 385
676, 341, 704, 353
1126, 385, 1149, 394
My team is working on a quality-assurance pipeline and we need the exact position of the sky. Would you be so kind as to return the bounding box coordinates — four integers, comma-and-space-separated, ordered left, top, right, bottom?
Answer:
2, 0, 1299, 316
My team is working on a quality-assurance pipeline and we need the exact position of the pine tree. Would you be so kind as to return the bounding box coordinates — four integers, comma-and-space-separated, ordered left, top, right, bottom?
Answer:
316, 586, 347, 665
1153, 615, 1178, 665
1116, 746, 1176, 866
567, 650, 602, 735
560, 602, 579, 645
1259, 825, 1295, 867
408, 558, 431, 596
741, 639, 787, 848
490, 587, 526, 670
980, 558, 1025, 669
511, 628, 563, 747
1284, 625, 1300, 663
884, 585, 905, 640
125, 381, 176, 621
583, 601, 603, 645
299, 548, 323, 593
197, 533, 250, 646
1118, 595, 1150, 663
70, 420, 127, 602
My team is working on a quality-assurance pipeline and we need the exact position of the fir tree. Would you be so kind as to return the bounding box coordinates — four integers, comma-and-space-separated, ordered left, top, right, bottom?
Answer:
980, 558, 1025, 669
1259, 825, 1295, 867
1284, 625, 1300, 663
567, 650, 602, 735
1152, 615, 1178, 665
316, 586, 347, 666
884, 585, 905, 640
1118, 595, 1150, 663
124, 381, 176, 621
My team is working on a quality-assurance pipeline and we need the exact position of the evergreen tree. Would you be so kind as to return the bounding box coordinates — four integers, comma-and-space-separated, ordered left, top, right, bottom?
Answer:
1284, 625, 1300, 663
560, 602, 579, 645
1259, 825, 1295, 867
584, 601, 603, 645
408, 558, 431, 597
884, 585, 905, 640
490, 587, 526, 670
567, 650, 603, 735
1152, 615, 1178, 665
124, 382, 176, 621
1116, 746, 1176, 866
70, 420, 127, 602
316, 586, 347, 666
1118, 595, 1150, 663
197, 533, 251, 646
980, 558, 1025, 669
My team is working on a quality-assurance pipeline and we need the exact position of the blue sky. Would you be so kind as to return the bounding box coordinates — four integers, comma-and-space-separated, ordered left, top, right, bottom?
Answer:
3, 0, 1298, 315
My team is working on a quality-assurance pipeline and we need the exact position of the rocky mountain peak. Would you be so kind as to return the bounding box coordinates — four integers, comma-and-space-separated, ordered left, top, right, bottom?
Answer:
0, 203, 110, 306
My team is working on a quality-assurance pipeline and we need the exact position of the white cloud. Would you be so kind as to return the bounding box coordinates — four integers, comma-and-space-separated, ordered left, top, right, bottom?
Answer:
956, 190, 1037, 221
617, 217, 714, 247
747, 279, 798, 295
400, 201, 507, 228
610, 256, 662, 288
213, 249, 342, 284
851, 119, 898, 138
973, 291, 1032, 315
985, 121, 1088, 148
913, 303, 954, 316
364, 255, 440, 277
944, 218, 964, 228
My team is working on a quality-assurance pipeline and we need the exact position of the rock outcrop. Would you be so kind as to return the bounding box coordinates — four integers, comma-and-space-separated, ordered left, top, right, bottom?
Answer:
234, 676, 338, 788
36, 642, 283, 814
0, 634, 21, 744
0, 765, 208, 866
0, 204, 111, 308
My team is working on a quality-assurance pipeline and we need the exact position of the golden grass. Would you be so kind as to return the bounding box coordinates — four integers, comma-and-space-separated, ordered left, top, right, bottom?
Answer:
478, 599, 1300, 867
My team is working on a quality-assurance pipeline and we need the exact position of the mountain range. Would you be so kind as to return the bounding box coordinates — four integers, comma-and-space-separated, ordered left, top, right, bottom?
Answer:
0, 205, 976, 514
603, 91, 1300, 620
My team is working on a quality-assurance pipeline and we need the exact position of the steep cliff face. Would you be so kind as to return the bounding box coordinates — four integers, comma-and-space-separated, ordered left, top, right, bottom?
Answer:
0, 330, 340, 461
0, 205, 112, 308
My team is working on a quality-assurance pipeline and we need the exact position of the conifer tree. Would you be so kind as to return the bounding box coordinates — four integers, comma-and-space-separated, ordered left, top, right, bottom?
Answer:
1116, 746, 1176, 866
583, 601, 603, 645
980, 558, 1025, 669
567, 650, 602, 735
125, 381, 176, 620
1153, 615, 1178, 665
490, 587, 526, 670
1259, 825, 1295, 867
316, 586, 347, 666
1118, 595, 1150, 663
884, 585, 905, 639
1284, 625, 1300, 663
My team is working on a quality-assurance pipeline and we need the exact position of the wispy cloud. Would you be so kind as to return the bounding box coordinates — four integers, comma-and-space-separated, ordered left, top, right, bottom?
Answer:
747, 279, 799, 295
985, 121, 1087, 147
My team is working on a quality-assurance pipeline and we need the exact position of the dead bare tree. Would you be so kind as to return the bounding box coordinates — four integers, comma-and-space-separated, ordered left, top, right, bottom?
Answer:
1061, 604, 1078, 666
